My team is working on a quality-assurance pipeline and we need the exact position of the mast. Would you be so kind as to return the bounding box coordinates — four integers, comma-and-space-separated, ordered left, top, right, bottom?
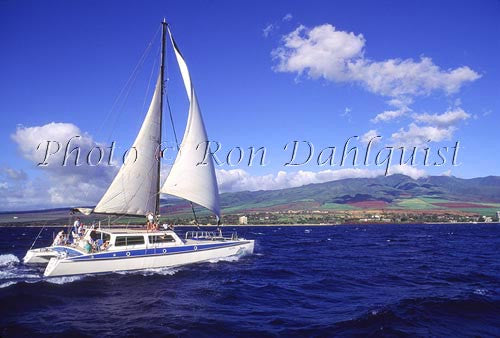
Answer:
156, 18, 167, 217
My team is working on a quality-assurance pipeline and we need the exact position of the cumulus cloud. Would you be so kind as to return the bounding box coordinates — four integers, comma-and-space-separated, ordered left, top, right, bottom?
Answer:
391, 123, 455, 147
216, 167, 426, 193
4, 122, 118, 210
390, 106, 471, 147
273, 24, 365, 81
282, 13, 293, 22
412, 107, 470, 127
361, 129, 381, 144
372, 109, 407, 123
273, 24, 480, 98
389, 164, 427, 179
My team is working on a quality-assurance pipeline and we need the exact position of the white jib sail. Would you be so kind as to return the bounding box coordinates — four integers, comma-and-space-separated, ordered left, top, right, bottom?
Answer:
161, 28, 221, 219
94, 75, 162, 216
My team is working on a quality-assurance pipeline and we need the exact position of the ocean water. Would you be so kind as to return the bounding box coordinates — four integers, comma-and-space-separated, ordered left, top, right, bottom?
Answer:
0, 224, 499, 337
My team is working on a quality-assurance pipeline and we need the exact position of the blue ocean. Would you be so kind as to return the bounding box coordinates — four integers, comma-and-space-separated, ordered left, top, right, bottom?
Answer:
0, 224, 499, 337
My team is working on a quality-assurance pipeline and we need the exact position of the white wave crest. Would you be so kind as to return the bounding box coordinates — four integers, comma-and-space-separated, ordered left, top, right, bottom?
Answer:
46, 275, 84, 284
208, 255, 241, 263
116, 266, 180, 277
0, 281, 17, 288
0, 269, 39, 280
0, 254, 20, 267
473, 288, 488, 296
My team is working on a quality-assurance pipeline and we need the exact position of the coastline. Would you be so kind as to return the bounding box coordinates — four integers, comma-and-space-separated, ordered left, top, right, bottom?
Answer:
0, 222, 498, 228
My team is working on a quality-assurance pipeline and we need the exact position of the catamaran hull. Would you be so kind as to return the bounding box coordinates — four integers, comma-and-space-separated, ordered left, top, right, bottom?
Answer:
44, 240, 254, 277
23, 247, 59, 264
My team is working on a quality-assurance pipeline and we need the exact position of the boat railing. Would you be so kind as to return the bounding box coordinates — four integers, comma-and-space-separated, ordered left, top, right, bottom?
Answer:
185, 231, 239, 241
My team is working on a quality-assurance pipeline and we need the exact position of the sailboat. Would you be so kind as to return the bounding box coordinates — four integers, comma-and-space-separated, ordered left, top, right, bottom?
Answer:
23, 20, 254, 277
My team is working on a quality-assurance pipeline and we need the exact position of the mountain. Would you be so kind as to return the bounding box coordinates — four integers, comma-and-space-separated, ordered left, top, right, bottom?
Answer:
1, 175, 499, 225
215, 175, 500, 214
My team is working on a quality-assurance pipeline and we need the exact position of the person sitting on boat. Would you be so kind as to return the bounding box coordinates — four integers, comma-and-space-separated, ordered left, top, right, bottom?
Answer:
146, 212, 155, 230
90, 230, 98, 241
83, 240, 92, 253
73, 218, 80, 234
79, 225, 86, 238
52, 230, 65, 246
71, 230, 80, 243
100, 240, 110, 251
95, 238, 103, 251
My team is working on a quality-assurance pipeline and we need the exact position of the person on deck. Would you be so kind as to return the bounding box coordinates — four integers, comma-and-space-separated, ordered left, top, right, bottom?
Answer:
146, 212, 155, 231
52, 230, 65, 246
73, 218, 80, 234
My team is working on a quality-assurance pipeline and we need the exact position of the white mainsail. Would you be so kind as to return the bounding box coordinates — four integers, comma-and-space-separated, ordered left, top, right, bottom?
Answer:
160, 28, 221, 219
93, 75, 162, 216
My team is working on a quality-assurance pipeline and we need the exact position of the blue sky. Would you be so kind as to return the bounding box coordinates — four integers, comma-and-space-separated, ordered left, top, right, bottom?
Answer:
0, 0, 499, 210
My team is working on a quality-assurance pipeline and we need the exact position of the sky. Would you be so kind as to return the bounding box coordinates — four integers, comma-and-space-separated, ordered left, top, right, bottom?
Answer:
0, 0, 499, 210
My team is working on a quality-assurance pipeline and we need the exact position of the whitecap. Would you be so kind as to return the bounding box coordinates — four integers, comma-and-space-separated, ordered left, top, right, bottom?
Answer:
0, 270, 39, 280
0, 281, 16, 288
0, 254, 20, 268
116, 266, 180, 277
46, 275, 84, 284
473, 288, 488, 296
208, 255, 240, 263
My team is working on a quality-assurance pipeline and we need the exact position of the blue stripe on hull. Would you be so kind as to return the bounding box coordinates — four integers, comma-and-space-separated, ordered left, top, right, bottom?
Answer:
52, 246, 84, 257
68, 241, 250, 262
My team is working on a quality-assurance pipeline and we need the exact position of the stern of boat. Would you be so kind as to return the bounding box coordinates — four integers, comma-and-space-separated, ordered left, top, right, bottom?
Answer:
23, 247, 58, 265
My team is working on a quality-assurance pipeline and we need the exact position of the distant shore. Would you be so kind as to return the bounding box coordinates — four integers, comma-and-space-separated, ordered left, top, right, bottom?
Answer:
0, 222, 498, 228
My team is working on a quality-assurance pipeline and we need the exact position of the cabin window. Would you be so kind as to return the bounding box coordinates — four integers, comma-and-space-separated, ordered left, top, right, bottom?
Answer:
96, 231, 111, 242
115, 236, 145, 246
149, 235, 175, 244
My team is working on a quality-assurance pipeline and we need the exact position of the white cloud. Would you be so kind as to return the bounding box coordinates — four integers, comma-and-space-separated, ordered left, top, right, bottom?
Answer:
273, 24, 480, 98
1, 167, 27, 180
216, 167, 426, 193
282, 13, 293, 22
4, 122, 118, 210
389, 164, 427, 179
263, 24, 275, 38
412, 107, 470, 127
273, 24, 365, 81
12, 122, 95, 165
361, 129, 381, 144
371, 109, 407, 123
442, 169, 452, 176
391, 123, 455, 147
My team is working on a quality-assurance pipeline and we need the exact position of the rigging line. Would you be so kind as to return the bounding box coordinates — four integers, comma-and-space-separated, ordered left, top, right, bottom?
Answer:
141, 46, 160, 115
166, 96, 180, 148
106, 50, 152, 141
100, 24, 161, 142
29, 221, 47, 250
